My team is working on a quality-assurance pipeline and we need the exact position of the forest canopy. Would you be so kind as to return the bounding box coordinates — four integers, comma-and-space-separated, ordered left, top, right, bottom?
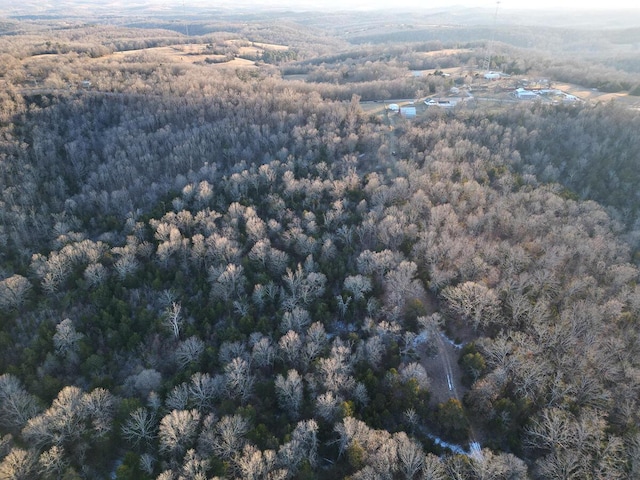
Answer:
0, 5, 640, 480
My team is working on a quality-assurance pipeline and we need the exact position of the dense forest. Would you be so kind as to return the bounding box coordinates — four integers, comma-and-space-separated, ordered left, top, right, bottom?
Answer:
1, 4, 640, 479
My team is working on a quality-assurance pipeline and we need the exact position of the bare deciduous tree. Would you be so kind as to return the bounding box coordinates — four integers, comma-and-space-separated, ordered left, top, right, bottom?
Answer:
383, 261, 426, 317
113, 253, 139, 280
136, 453, 154, 476
234, 444, 286, 480
188, 372, 222, 411
53, 318, 83, 357
441, 281, 501, 330
21, 385, 114, 463
121, 408, 156, 447
131, 368, 162, 398
251, 336, 276, 369
163, 302, 183, 339
361, 335, 385, 369
0, 274, 31, 310
180, 448, 209, 480
210, 263, 246, 301
394, 432, 424, 480
224, 357, 255, 403
281, 264, 326, 310
158, 409, 201, 458
0, 374, 40, 430
419, 453, 447, 480
211, 414, 249, 460
83, 387, 115, 437
0, 448, 35, 480
280, 306, 311, 334
165, 383, 190, 411
275, 369, 303, 419
302, 322, 328, 369
83, 263, 107, 288
315, 391, 341, 422
37, 445, 68, 479
22, 386, 85, 449
278, 330, 302, 367
344, 274, 372, 302
175, 336, 205, 369
277, 419, 318, 473
400, 362, 430, 390
219, 341, 249, 365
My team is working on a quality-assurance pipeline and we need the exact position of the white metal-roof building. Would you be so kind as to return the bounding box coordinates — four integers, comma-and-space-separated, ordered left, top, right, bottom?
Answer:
400, 106, 416, 118
484, 71, 501, 80
515, 88, 539, 100
425, 97, 468, 108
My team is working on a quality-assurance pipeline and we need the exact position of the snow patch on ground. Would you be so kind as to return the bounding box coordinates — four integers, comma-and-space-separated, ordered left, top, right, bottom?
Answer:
428, 434, 467, 454
441, 333, 464, 349
469, 442, 483, 459
424, 433, 483, 457
413, 330, 429, 346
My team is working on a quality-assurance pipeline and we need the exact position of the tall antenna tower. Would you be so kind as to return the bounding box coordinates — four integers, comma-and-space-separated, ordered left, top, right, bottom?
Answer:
182, 0, 190, 38
482, 1, 500, 72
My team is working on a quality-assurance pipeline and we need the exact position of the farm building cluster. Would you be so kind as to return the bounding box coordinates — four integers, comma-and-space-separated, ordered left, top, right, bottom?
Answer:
513, 88, 581, 103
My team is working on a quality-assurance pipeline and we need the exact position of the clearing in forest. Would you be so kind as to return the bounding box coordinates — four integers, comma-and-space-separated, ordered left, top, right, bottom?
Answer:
101, 41, 288, 67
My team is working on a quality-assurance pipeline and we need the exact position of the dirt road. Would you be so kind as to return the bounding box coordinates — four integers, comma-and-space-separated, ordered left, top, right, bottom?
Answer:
419, 331, 483, 454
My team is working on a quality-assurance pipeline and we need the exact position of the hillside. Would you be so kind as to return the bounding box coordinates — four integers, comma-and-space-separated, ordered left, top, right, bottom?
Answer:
0, 8, 640, 480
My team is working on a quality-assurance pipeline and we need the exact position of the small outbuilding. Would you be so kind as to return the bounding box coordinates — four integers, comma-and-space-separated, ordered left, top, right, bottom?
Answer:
388, 103, 400, 112
426, 98, 465, 108
400, 106, 416, 118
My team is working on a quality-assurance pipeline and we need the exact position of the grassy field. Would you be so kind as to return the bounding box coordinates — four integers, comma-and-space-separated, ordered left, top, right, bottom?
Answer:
554, 82, 640, 108
415, 48, 473, 58
102, 41, 289, 67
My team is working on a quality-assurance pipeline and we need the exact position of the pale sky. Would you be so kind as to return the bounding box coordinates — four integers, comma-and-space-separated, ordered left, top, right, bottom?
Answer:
340, 0, 640, 10
6, 0, 637, 15
440, 0, 635, 9
236, 0, 640, 10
